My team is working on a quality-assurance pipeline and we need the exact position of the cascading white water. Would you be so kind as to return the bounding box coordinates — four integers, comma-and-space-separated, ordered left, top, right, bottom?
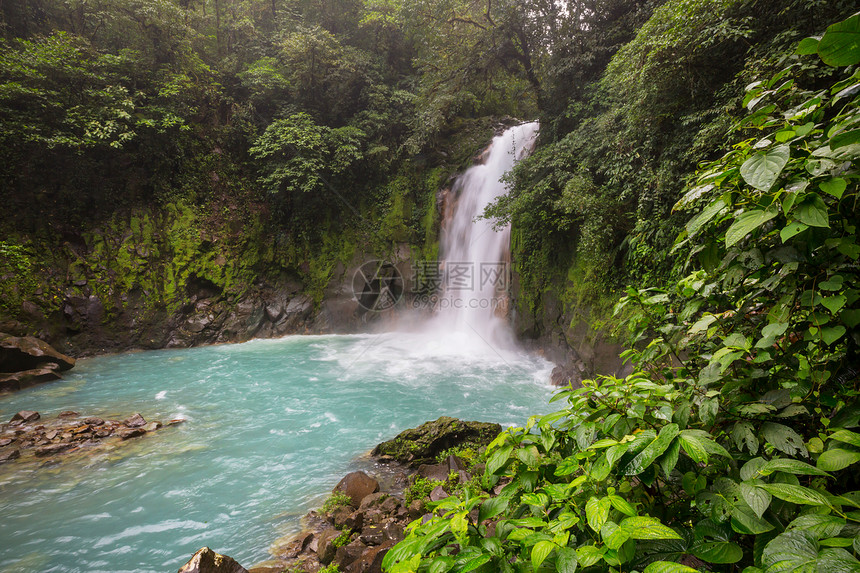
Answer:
420, 122, 539, 351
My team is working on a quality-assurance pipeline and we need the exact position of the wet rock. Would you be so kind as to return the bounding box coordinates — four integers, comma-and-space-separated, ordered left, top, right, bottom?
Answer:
118, 428, 146, 440
316, 528, 341, 565
0, 364, 62, 391
58, 411, 79, 418
0, 448, 20, 462
0, 332, 76, 372
44, 430, 58, 440
35, 443, 74, 456
143, 421, 162, 432
381, 522, 404, 544
123, 413, 146, 428
334, 471, 379, 507
0, 438, 13, 447
9, 411, 40, 425
83, 417, 105, 426
359, 525, 386, 546
178, 547, 249, 573
372, 416, 501, 467
95, 427, 114, 438
167, 419, 187, 426
408, 500, 423, 519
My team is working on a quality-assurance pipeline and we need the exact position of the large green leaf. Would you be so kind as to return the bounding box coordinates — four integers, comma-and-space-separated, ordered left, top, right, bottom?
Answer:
486, 445, 513, 475
818, 12, 860, 66
692, 541, 744, 564
788, 515, 846, 539
795, 193, 830, 228
817, 448, 860, 471
586, 497, 611, 532
478, 496, 509, 523
830, 430, 860, 447
757, 483, 830, 506
759, 458, 831, 477
687, 198, 727, 236
740, 145, 790, 191
556, 547, 578, 573
619, 516, 682, 540
726, 208, 779, 247
761, 422, 809, 457
621, 424, 679, 475
741, 480, 772, 519
531, 540, 556, 570
642, 562, 698, 573
762, 531, 819, 572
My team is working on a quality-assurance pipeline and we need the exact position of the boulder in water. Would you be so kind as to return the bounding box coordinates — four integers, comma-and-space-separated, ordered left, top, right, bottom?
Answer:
334, 471, 379, 507
9, 411, 40, 425
178, 547, 249, 573
123, 413, 146, 428
371, 416, 501, 467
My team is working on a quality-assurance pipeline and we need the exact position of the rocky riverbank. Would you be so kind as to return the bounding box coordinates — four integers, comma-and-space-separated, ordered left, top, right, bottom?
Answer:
177, 417, 503, 573
0, 409, 182, 464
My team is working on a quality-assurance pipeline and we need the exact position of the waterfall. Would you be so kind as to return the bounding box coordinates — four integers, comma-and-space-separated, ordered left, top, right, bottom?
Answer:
418, 122, 539, 352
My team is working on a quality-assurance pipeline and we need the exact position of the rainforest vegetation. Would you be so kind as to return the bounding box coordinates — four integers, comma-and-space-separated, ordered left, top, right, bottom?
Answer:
2, 0, 860, 571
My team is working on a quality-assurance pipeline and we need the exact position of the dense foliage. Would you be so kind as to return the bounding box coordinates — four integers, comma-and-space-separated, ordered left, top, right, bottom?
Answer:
382, 14, 860, 573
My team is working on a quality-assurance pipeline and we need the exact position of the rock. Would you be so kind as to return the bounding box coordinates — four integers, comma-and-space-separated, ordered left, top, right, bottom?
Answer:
143, 421, 162, 432
334, 540, 366, 571
0, 448, 20, 462
446, 455, 467, 472
95, 427, 114, 438
429, 485, 449, 502
0, 364, 62, 391
123, 413, 146, 428
371, 417, 502, 467
359, 525, 386, 546
0, 438, 13, 447
44, 430, 58, 440
350, 540, 396, 573
316, 528, 341, 565
167, 419, 187, 426
407, 500, 423, 519
417, 462, 450, 482
58, 411, 79, 418
0, 332, 76, 372
118, 428, 146, 440
35, 443, 74, 456
334, 471, 379, 507
381, 522, 404, 544
83, 417, 104, 425
9, 411, 40, 425
177, 547, 249, 573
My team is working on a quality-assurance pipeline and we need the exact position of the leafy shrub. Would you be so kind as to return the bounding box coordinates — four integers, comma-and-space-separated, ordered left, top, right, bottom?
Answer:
321, 491, 353, 514
382, 14, 860, 573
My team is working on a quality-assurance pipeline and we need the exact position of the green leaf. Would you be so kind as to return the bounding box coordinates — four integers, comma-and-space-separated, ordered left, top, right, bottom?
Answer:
733, 423, 760, 455
642, 561, 698, 573
429, 556, 454, 573
575, 545, 605, 567
817, 448, 860, 471
620, 516, 682, 540
693, 541, 744, 564
761, 422, 809, 457
479, 496, 509, 523
740, 144, 790, 191
659, 438, 682, 478
760, 458, 831, 477
818, 12, 860, 67
609, 495, 638, 517
741, 480, 772, 519
622, 424, 679, 475
687, 198, 726, 236
795, 193, 830, 228
830, 430, 860, 447
486, 445, 513, 475
762, 531, 819, 573
788, 514, 846, 539
780, 221, 809, 242
820, 177, 848, 198
797, 36, 821, 55
726, 208, 779, 248
831, 129, 860, 149
459, 554, 491, 573
531, 540, 556, 570
586, 497, 611, 532
757, 483, 830, 506
821, 325, 847, 345
823, 295, 848, 314
517, 445, 540, 468
602, 521, 630, 550
556, 547, 578, 573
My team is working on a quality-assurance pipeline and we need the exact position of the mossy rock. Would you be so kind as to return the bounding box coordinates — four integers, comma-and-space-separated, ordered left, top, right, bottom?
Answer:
372, 416, 501, 467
